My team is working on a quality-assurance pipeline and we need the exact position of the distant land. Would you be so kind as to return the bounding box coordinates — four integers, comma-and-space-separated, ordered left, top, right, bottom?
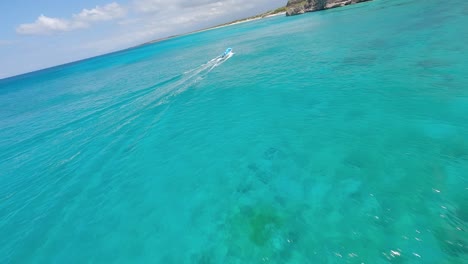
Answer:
286, 0, 372, 16
142, 0, 373, 46
141, 6, 287, 46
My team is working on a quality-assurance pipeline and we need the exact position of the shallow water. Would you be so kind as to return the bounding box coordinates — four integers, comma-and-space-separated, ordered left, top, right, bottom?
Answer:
1, 0, 467, 263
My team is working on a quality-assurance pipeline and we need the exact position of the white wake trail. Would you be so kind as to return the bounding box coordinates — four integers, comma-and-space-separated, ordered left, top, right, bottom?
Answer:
153, 51, 235, 105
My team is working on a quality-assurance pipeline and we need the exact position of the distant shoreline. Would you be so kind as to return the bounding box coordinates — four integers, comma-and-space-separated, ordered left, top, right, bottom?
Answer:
141, 10, 286, 46
190, 12, 286, 35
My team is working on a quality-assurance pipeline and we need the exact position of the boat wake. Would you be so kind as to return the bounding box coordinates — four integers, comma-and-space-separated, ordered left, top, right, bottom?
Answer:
184, 49, 234, 76
154, 49, 235, 104
71, 49, 237, 134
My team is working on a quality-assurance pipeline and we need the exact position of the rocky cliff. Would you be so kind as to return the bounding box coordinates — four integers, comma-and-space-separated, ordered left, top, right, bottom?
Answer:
286, 0, 372, 16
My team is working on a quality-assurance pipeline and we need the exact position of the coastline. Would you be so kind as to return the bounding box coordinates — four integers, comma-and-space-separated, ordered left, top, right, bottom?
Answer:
142, 11, 286, 46
195, 12, 286, 33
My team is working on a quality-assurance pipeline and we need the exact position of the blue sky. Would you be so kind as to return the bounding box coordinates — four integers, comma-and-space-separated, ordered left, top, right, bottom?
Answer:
0, 0, 285, 79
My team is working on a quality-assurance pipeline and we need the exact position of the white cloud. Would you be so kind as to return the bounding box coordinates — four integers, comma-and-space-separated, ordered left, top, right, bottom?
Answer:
134, 0, 176, 13
80, 0, 282, 52
73, 3, 126, 23
133, 0, 257, 14
16, 15, 75, 35
16, 2, 126, 35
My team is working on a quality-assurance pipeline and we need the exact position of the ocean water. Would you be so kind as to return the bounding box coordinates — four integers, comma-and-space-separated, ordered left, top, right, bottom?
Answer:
1, 0, 467, 263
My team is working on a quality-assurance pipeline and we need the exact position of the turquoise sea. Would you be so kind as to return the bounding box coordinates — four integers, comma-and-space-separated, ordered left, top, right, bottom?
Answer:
1, 0, 467, 263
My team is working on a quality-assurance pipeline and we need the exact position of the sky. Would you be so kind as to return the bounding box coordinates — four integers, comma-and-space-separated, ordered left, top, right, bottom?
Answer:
0, 0, 285, 79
